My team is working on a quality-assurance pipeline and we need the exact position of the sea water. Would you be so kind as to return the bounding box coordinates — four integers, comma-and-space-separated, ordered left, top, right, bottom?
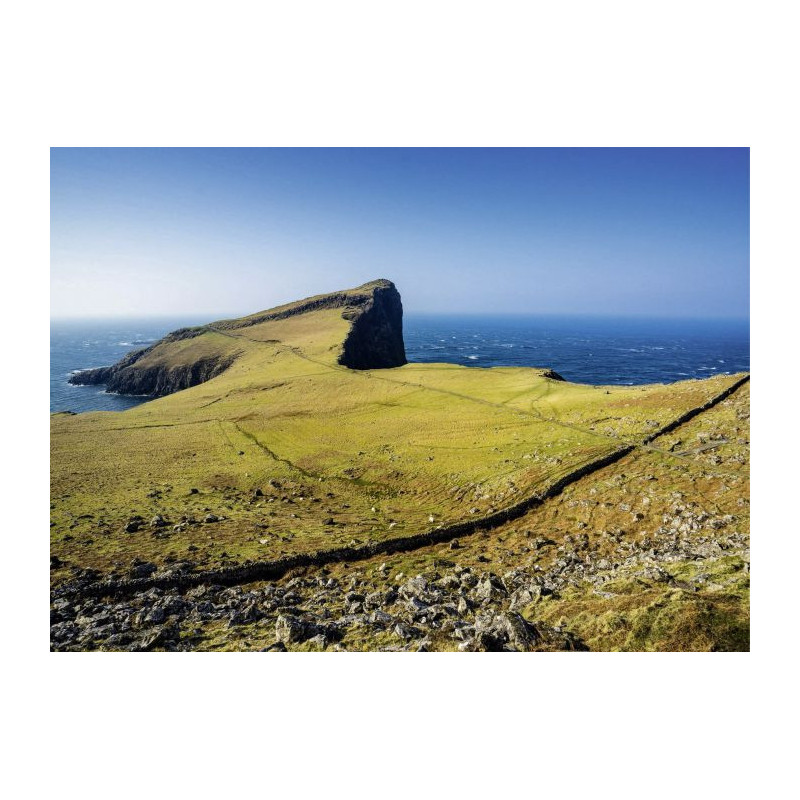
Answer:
404, 314, 750, 385
50, 318, 207, 413
50, 314, 750, 414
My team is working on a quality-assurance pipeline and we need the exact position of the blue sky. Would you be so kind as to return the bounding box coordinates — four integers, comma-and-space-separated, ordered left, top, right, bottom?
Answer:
50, 147, 749, 319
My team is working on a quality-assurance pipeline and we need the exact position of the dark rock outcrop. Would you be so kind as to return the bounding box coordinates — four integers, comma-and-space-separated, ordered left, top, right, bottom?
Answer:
338, 280, 407, 370
68, 326, 225, 398
70, 352, 237, 398
540, 369, 565, 381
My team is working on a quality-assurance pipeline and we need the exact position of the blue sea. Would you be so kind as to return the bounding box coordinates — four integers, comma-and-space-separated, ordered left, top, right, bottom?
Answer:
50, 314, 750, 414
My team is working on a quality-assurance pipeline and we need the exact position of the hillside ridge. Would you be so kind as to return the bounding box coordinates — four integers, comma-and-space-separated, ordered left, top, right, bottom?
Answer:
69, 278, 407, 397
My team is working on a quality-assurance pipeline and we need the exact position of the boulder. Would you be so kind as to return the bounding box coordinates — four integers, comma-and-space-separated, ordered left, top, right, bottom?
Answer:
470, 612, 540, 652
393, 622, 424, 640
472, 573, 507, 604
275, 614, 341, 645
139, 623, 181, 651
129, 560, 157, 579
275, 614, 316, 644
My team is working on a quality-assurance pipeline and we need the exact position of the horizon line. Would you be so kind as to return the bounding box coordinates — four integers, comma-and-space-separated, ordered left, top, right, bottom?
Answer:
50, 310, 751, 323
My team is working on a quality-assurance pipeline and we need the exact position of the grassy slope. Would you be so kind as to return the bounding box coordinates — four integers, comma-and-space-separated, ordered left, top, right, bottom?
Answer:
51, 295, 748, 628
185, 383, 749, 653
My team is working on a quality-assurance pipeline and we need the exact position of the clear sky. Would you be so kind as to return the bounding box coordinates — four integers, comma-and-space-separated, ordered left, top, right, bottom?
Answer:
50, 147, 749, 320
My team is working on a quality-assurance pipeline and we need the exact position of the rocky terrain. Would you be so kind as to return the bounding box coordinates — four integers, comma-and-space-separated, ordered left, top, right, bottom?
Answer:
51, 484, 749, 652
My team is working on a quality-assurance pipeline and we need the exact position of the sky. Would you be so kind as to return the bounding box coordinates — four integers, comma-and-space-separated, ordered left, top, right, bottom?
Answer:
50, 147, 749, 320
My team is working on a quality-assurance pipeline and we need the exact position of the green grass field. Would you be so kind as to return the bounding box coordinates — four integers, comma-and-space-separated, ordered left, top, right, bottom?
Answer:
50, 286, 748, 609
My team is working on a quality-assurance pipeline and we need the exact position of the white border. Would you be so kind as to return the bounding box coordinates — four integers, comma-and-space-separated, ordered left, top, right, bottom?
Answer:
5, 1, 792, 797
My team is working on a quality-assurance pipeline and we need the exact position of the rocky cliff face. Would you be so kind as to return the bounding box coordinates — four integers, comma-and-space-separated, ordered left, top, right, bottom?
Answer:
68, 327, 224, 397
338, 280, 407, 369
68, 279, 407, 398
70, 354, 237, 397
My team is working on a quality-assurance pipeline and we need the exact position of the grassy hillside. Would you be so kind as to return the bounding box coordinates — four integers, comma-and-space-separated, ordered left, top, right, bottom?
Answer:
50, 280, 749, 651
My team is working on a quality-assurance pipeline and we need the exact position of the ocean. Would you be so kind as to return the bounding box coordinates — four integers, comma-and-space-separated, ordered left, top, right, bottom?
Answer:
50, 317, 208, 414
50, 314, 750, 414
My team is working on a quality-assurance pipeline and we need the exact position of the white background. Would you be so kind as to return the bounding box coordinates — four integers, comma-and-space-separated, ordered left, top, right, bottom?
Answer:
3, 1, 793, 797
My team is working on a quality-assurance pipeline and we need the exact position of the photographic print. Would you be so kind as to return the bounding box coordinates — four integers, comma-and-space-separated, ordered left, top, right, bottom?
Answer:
50, 147, 749, 652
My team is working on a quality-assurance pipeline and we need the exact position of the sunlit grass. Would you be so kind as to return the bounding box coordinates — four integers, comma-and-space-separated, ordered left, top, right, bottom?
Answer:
51, 297, 748, 600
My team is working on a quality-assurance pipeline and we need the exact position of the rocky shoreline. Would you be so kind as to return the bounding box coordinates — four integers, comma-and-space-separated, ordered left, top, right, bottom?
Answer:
70, 353, 238, 397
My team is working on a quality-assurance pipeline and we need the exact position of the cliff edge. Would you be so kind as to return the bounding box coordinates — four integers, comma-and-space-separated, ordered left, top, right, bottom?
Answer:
338, 279, 406, 369
69, 279, 407, 398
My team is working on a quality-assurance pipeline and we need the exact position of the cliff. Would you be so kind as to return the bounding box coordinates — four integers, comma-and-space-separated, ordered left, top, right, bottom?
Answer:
70, 353, 239, 397
67, 326, 237, 397
338, 280, 406, 369
69, 279, 407, 398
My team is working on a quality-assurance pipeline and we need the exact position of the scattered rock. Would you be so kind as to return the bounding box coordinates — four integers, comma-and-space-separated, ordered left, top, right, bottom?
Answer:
139, 623, 180, 651
473, 574, 507, 604
145, 607, 167, 624
393, 623, 423, 640
275, 614, 320, 644
228, 602, 261, 627
306, 634, 329, 649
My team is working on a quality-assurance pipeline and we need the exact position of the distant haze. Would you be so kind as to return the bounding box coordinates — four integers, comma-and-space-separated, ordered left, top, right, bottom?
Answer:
50, 147, 749, 320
